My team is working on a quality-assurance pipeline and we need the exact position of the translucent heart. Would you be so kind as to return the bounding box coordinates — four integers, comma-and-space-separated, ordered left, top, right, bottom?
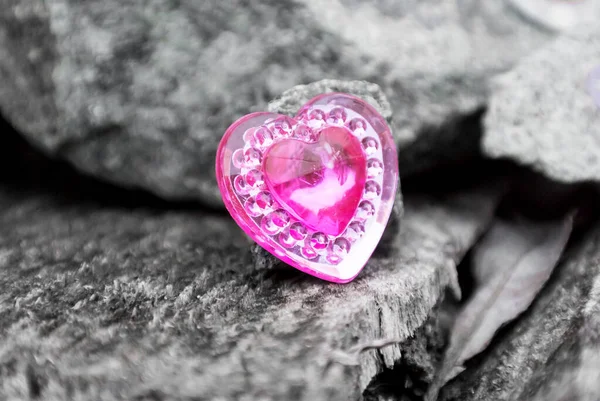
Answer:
215, 93, 398, 283
263, 127, 366, 236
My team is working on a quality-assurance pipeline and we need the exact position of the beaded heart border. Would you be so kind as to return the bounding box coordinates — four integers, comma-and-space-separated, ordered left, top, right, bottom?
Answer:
216, 93, 398, 283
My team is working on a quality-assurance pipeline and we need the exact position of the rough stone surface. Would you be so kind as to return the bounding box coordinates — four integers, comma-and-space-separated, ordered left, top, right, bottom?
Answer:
0, 0, 552, 206
440, 222, 600, 401
0, 173, 499, 401
268, 79, 392, 123
303, 0, 552, 176
483, 24, 600, 184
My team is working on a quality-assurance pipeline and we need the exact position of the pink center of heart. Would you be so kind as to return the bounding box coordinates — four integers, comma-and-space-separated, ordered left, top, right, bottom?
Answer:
262, 126, 367, 236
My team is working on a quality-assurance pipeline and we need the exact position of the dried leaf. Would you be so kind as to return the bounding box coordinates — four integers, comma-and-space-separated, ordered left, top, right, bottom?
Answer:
470, 218, 563, 288
426, 214, 574, 401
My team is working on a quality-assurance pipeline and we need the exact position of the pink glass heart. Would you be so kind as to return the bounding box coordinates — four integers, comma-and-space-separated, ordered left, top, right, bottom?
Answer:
215, 93, 398, 283
263, 126, 367, 236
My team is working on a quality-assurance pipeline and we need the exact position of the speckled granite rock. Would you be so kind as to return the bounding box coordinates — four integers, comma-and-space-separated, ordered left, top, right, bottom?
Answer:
0, 178, 499, 400
440, 221, 600, 401
305, 0, 553, 176
268, 79, 393, 124
483, 24, 600, 184
0, 0, 551, 207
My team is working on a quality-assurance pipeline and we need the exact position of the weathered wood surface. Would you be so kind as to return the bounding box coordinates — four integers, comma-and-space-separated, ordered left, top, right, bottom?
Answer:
0, 176, 499, 400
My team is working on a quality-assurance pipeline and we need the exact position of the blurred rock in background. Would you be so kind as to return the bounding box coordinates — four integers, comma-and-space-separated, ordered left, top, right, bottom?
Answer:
0, 0, 552, 206
483, 23, 600, 183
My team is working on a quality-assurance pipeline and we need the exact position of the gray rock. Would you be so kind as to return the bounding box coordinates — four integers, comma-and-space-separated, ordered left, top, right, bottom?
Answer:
268, 79, 393, 123
307, 0, 553, 176
0, 183, 499, 400
440, 221, 600, 401
504, 0, 600, 32
483, 24, 600, 184
0, 0, 551, 206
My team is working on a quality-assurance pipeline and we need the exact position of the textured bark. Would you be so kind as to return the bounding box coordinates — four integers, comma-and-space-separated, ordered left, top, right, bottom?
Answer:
363, 308, 447, 401
440, 222, 600, 401
483, 24, 600, 184
0, 181, 499, 400
0, 0, 551, 206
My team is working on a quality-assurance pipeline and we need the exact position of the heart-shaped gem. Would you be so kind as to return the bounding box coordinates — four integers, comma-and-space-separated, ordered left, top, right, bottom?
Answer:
263, 126, 367, 236
215, 93, 398, 283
